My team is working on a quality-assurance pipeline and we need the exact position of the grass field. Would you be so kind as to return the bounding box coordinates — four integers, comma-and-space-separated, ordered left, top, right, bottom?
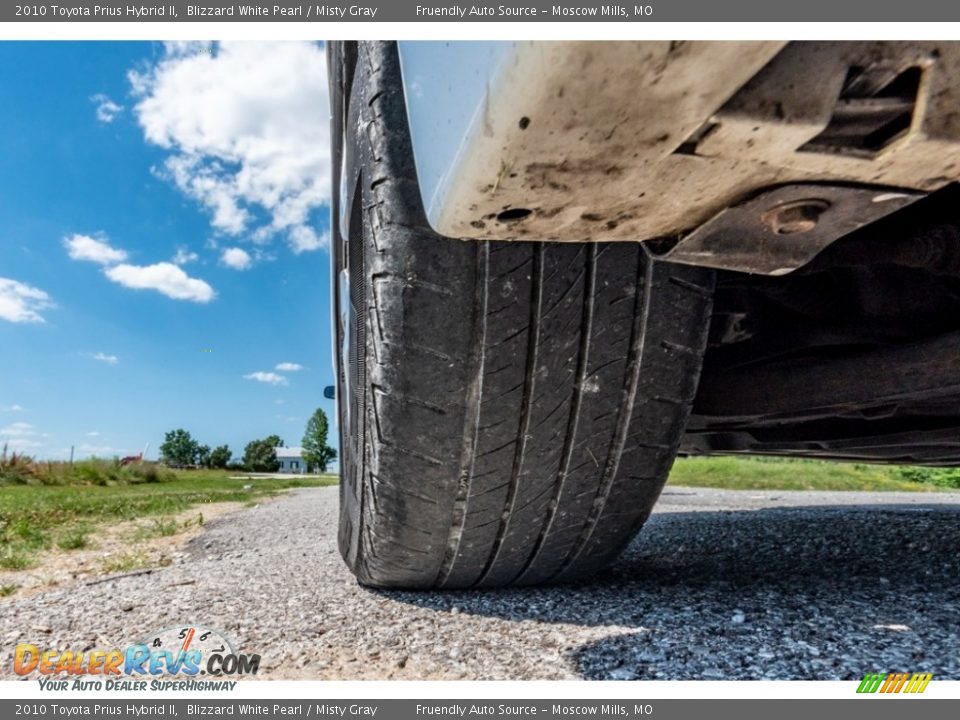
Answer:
0, 465, 337, 571
668, 456, 952, 492
2, 452, 957, 577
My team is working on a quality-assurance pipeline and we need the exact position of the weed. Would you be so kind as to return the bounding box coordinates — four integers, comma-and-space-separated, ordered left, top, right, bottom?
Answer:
56, 527, 91, 550
100, 551, 150, 574
0, 548, 32, 570
895, 466, 960, 488
133, 517, 180, 541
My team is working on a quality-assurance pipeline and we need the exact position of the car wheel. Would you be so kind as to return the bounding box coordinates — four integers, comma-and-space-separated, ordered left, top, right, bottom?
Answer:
334, 41, 715, 588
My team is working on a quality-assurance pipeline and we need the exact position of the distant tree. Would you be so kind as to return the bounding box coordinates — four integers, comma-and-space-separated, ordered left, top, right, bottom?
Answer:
196, 444, 211, 468
159, 429, 200, 467
243, 436, 282, 472
302, 408, 337, 472
208, 445, 232, 469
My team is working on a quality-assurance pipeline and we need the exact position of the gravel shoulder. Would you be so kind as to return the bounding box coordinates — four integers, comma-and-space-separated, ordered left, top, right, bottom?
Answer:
1, 485, 958, 680
0, 501, 248, 598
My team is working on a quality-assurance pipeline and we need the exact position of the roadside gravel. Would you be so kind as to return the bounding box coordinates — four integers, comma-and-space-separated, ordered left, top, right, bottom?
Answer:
1, 485, 957, 680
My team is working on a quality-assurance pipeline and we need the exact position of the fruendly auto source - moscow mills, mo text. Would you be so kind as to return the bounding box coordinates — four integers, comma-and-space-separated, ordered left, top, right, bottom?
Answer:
415, 5, 652, 17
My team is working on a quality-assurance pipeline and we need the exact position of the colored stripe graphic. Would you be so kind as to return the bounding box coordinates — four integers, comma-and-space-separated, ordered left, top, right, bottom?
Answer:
857, 673, 885, 693
904, 673, 933, 693
886, 673, 909, 693
857, 672, 932, 694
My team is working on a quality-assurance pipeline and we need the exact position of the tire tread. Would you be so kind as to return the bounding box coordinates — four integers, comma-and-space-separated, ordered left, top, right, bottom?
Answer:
339, 42, 714, 589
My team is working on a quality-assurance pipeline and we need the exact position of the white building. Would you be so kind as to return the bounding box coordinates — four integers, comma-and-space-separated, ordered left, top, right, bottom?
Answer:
276, 447, 307, 474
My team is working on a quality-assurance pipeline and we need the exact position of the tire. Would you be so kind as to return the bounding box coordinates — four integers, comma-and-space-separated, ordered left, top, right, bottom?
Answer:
334, 42, 715, 589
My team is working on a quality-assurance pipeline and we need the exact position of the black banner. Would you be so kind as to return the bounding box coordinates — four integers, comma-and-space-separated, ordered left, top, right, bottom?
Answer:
4, 1, 960, 22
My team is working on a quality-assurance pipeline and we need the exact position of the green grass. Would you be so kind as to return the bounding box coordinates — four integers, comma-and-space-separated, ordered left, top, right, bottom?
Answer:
0, 547, 31, 571
131, 515, 197, 541
99, 550, 151, 574
56, 525, 92, 550
0, 452, 178, 487
668, 456, 948, 492
0, 465, 338, 570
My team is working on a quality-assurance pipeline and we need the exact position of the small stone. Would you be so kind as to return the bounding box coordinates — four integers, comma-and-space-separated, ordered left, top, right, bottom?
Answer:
731, 610, 746, 624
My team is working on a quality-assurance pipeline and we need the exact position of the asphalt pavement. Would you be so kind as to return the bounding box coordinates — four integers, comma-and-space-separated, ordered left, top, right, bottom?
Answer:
1, 485, 958, 680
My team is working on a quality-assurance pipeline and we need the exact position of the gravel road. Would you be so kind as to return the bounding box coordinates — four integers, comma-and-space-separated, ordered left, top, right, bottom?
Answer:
2, 485, 958, 680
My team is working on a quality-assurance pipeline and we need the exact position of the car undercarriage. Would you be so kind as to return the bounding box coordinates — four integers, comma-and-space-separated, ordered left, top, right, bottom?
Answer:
685, 184, 960, 464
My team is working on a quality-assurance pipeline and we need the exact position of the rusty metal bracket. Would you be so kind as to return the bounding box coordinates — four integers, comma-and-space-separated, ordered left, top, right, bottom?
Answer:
664, 184, 924, 275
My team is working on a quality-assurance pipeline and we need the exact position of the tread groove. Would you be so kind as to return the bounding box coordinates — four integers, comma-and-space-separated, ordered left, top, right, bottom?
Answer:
669, 274, 713, 298
492, 256, 533, 281
514, 243, 596, 584
371, 474, 439, 506
475, 244, 544, 586
372, 385, 449, 415
555, 251, 653, 578
436, 242, 490, 587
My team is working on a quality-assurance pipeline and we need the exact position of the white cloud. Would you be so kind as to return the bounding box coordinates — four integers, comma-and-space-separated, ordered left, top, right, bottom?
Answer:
91, 352, 119, 365
91, 93, 124, 123
172, 247, 199, 265
104, 262, 215, 303
0, 278, 54, 323
1, 438, 42, 451
288, 227, 329, 254
78, 443, 120, 455
160, 41, 215, 59
0, 422, 43, 450
0, 422, 34, 437
244, 371, 288, 386
87, 431, 100, 437
129, 42, 331, 253
64, 234, 128, 265
1, 404, 25, 413
220, 247, 252, 270
275, 362, 303, 372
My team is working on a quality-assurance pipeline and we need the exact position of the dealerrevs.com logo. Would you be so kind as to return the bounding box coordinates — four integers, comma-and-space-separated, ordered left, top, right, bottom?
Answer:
14, 625, 260, 691
857, 672, 933, 694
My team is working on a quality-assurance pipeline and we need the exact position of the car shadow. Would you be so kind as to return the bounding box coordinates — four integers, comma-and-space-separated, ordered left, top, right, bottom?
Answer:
379, 501, 960, 679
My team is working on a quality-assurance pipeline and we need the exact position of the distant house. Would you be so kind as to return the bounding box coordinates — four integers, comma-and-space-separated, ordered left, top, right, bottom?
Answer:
276, 447, 307, 474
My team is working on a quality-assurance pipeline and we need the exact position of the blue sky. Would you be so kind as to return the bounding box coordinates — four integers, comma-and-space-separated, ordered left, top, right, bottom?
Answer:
0, 41, 337, 462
